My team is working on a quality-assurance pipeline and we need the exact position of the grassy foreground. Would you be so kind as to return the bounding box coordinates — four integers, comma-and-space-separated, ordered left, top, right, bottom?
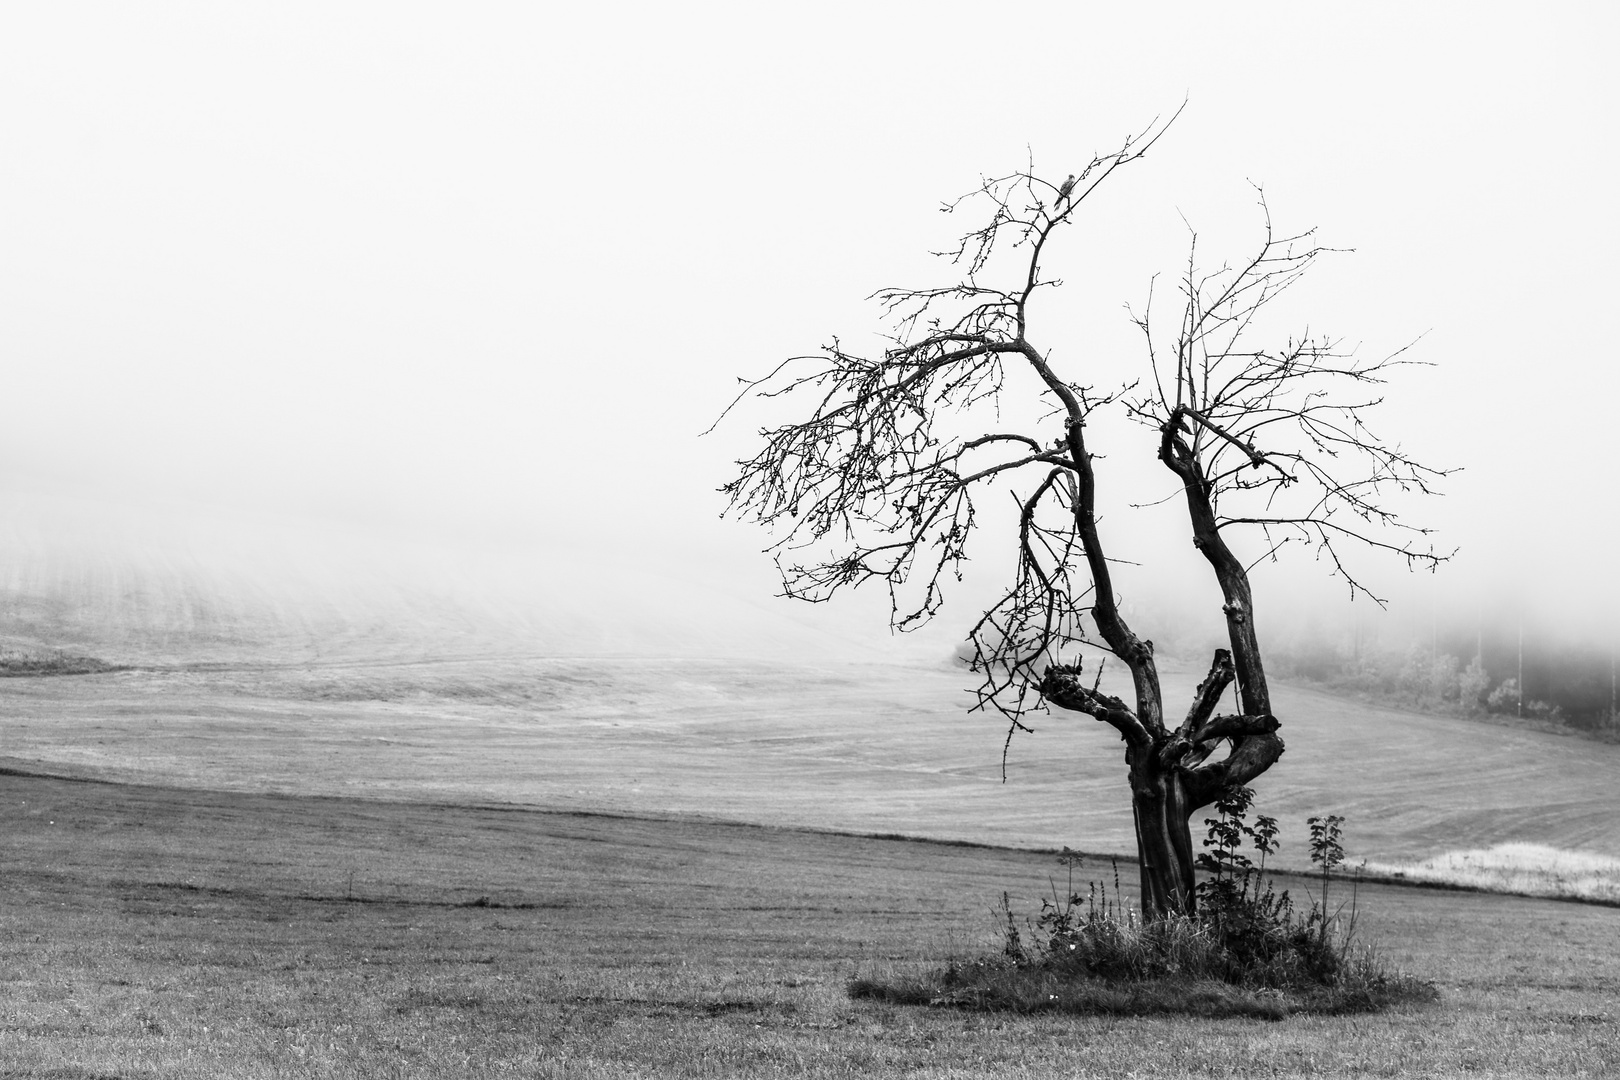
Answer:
2, 769, 1618, 1079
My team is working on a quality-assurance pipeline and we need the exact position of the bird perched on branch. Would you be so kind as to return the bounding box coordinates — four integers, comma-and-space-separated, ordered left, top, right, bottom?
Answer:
1056, 173, 1077, 208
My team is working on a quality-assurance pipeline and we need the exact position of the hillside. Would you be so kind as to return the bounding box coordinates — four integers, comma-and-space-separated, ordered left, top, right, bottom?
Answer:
3, 495, 1615, 871
5, 648, 1617, 870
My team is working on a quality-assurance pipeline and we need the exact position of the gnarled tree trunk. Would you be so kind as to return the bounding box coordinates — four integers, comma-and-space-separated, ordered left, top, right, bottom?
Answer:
1038, 407, 1286, 920
1126, 743, 1198, 916
1043, 645, 1280, 918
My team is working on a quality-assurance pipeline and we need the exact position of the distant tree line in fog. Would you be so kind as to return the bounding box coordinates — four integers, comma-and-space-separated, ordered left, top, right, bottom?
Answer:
1269, 623, 1618, 735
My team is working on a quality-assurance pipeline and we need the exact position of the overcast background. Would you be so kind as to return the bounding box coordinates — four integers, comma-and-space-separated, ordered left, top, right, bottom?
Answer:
1, 3, 1615, 660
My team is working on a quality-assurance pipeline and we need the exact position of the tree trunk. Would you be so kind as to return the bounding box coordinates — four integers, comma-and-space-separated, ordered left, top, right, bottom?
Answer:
1039, 408, 1286, 923
1043, 640, 1282, 921
1128, 743, 1197, 917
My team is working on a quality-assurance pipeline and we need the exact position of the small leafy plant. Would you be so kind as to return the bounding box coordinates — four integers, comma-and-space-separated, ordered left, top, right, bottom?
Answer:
1309, 813, 1346, 906
1191, 787, 1319, 980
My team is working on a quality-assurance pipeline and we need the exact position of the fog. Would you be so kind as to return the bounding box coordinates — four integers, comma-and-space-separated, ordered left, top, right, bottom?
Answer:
1, 4, 1616, 663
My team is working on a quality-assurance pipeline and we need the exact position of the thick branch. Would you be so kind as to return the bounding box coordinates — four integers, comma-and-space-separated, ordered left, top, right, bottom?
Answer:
1155, 709, 1278, 773
1015, 339, 1163, 735
1041, 663, 1152, 747
1179, 647, 1235, 737
1189, 711, 1280, 744
1159, 414, 1270, 717
1187, 731, 1285, 808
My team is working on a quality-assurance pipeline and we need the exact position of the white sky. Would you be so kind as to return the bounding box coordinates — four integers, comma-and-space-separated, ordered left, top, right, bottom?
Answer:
1, 3, 1615, 653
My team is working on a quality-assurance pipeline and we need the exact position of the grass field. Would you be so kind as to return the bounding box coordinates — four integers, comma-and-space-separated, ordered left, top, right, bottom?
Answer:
3, 769, 1618, 1079
4, 645, 1620, 1077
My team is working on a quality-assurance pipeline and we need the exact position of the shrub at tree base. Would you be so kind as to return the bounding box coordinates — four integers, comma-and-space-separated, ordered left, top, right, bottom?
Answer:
850, 933, 1430, 1020
851, 802, 1437, 1019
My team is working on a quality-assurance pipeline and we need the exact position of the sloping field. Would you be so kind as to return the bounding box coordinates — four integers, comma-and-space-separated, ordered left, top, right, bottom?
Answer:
4, 651, 1616, 869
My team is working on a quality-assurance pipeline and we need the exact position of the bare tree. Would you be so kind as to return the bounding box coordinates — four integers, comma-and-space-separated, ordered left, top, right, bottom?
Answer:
716, 115, 1450, 918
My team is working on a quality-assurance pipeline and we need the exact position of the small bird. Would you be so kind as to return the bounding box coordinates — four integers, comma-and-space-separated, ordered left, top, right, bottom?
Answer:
1056, 174, 1077, 207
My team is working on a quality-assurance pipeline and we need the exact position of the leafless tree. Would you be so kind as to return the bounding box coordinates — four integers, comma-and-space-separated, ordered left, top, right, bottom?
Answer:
716, 114, 1451, 917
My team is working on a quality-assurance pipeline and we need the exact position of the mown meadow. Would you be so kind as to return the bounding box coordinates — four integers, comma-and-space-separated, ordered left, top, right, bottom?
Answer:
3, 768, 1618, 1079
3, 653, 1619, 1077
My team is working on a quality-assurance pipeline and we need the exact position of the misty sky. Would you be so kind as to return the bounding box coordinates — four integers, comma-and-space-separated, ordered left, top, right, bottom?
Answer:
1, 4, 1615, 654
